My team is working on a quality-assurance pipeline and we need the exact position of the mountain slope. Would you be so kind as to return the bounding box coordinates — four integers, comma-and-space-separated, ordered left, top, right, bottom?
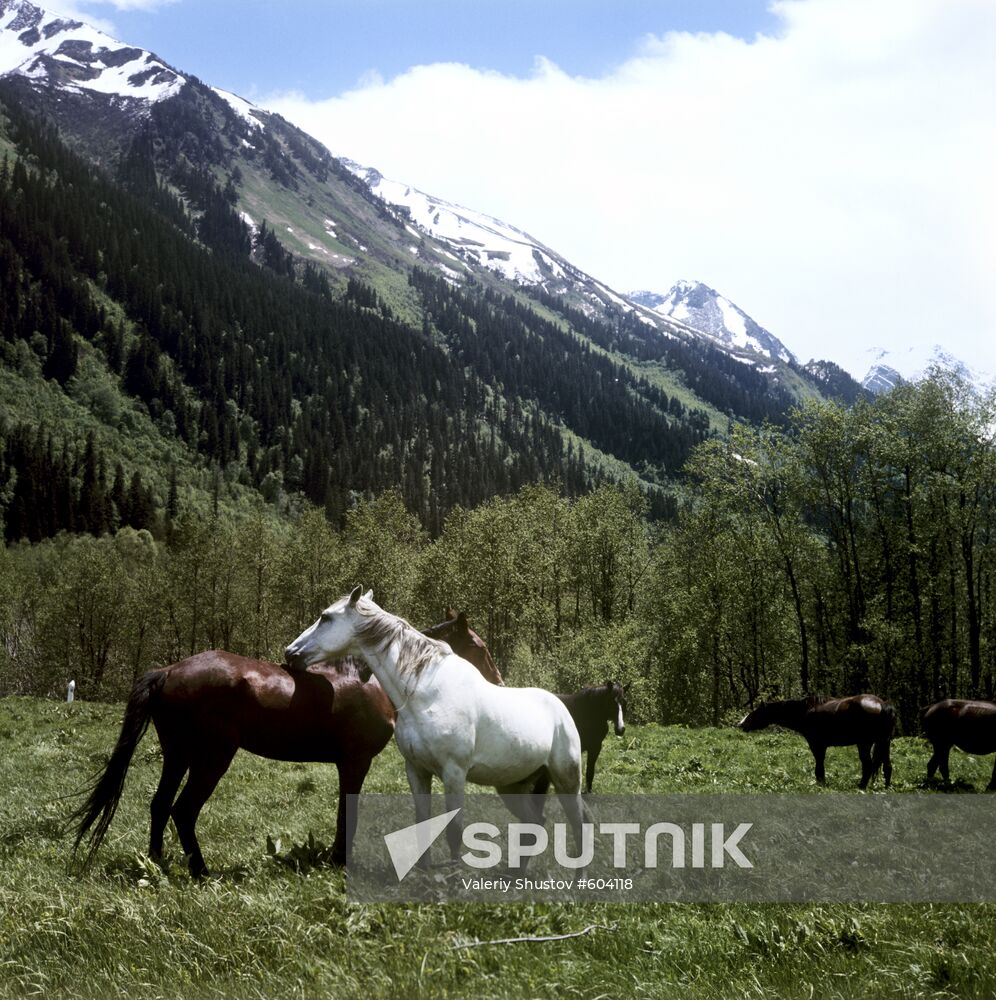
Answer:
0, 0, 862, 544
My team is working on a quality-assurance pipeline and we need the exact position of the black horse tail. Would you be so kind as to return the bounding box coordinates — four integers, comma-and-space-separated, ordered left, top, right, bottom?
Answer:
872, 702, 896, 786
880, 702, 897, 739
70, 669, 166, 870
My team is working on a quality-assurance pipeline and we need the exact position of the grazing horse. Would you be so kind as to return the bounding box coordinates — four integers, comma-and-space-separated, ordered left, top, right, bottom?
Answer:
533, 681, 627, 795
739, 694, 894, 789
922, 699, 996, 790
285, 588, 588, 862
71, 653, 394, 877
422, 608, 504, 685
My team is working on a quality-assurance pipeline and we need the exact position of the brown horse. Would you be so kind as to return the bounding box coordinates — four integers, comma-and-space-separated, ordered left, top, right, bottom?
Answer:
739, 694, 894, 789
422, 608, 503, 685
922, 699, 996, 789
71, 652, 394, 877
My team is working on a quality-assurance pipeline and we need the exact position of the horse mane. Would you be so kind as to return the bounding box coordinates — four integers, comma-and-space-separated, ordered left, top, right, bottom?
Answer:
772, 694, 824, 711
355, 599, 448, 678
571, 684, 615, 700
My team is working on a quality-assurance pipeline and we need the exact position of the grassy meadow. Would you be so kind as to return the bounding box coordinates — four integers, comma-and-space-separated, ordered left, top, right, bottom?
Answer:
1, 695, 994, 999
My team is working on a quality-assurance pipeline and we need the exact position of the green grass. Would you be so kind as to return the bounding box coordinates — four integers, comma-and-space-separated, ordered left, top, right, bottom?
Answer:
1, 696, 994, 999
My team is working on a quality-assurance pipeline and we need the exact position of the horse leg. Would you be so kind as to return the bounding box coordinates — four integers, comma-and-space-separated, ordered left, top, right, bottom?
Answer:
857, 742, 873, 790
809, 742, 827, 785
332, 755, 373, 867
926, 742, 950, 783
405, 760, 436, 869
532, 767, 551, 797
584, 741, 603, 794
872, 738, 893, 788
170, 747, 236, 878
149, 749, 188, 865
494, 785, 546, 872
546, 763, 590, 863
440, 766, 467, 860
496, 785, 546, 825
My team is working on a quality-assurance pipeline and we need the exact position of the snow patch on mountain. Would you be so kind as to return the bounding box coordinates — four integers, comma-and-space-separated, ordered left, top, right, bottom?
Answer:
212, 87, 265, 131
0, 0, 184, 104
338, 156, 662, 328
630, 281, 795, 364
342, 160, 558, 285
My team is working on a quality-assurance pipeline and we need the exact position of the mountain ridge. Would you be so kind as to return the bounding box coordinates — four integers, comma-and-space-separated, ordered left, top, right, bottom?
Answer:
0, 0, 851, 395
0, 0, 868, 544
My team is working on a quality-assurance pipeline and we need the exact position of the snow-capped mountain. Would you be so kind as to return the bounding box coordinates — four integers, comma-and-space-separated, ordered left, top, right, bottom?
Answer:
0, 0, 183, 104
340, 158, 693, 334
1, 0, 859, 409
860, 346, 992, 396
339, 161, 827, 386
630, 281, 795, 366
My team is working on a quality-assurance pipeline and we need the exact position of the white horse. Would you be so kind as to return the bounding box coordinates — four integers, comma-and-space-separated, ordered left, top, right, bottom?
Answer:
285, 587, 587, 861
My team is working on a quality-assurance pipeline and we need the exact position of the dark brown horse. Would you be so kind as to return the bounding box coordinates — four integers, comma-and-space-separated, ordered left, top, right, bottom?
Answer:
739, 694, 895, 789
533, 681, 627, 794
922, 699, 996, 789
71, 652, 394, 877
422, 608, 503, 685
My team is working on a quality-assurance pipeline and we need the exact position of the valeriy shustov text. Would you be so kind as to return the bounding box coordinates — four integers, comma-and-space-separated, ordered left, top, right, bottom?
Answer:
460, 820, 754, 869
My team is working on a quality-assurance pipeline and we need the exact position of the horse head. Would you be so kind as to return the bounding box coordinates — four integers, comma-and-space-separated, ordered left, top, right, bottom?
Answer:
422, 609, 504, 685
286, 586, 370, 670
605, 680, 627, 735
740, 697, 814, 731
738, 701, 773, 731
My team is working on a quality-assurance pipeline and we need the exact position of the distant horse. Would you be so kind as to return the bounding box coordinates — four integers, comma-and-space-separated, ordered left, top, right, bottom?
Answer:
71, 652, 394, 877
739, 694, 894, 789
533, 681, 627, 795
285, 588, 588, 861
922, 699, 996, 789
422, 608, 503, 685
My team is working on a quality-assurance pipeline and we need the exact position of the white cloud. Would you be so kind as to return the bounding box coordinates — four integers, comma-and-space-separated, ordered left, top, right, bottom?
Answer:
262, 0, 996, 379
44, 0, 177, 33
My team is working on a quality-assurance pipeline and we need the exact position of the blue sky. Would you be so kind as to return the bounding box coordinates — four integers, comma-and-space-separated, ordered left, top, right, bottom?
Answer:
89, 1, 778, 100
55, 0, 996, 380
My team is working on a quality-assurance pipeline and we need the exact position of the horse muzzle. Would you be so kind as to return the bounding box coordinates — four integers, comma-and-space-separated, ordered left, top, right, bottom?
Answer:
284, 648, 309, 671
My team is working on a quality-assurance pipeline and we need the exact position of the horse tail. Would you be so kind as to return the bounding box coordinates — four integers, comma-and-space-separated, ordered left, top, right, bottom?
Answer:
872, 703, 896, 785
919, 701, 939, 736
70, 669, 166, 870
880, 702, 897, 739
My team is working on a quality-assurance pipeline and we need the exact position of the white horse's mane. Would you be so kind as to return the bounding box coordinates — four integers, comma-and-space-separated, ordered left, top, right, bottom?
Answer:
354, 598, 447, 677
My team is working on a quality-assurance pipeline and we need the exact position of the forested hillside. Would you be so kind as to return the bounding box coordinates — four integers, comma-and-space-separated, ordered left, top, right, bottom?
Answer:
1, 373, 992, 736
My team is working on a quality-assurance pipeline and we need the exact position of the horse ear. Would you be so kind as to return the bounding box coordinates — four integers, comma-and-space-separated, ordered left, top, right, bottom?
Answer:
349, 586, 362, 605
457, 611, 468, 628
446, 607, 457, 620
363, 589, 373, 601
